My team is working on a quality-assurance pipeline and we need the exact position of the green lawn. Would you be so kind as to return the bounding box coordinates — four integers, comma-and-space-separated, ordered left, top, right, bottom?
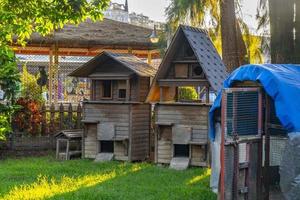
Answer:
0, 156, 216, 200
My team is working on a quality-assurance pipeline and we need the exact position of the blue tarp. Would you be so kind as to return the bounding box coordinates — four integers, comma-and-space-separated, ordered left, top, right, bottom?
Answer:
209, 64, 300, 141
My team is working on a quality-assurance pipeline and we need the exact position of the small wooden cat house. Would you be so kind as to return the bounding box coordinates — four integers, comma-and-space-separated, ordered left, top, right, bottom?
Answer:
146, 25, 227, 169
70, 51, 157, 162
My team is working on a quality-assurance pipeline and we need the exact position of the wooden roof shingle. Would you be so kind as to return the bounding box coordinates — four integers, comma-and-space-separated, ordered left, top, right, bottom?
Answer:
180, 25, 228, 91
26, 18, 154, 49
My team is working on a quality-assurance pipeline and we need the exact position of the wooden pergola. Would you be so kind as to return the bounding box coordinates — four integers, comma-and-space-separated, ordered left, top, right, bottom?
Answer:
13, 18, 160, 103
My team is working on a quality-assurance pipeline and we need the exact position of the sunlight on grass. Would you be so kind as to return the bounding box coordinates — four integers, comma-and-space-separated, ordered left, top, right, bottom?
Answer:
1, 163, 146, 200
187, 169, 211, 185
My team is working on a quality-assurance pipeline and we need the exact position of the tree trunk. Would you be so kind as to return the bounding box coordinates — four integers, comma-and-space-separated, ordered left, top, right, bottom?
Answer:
294, 0, 300, 63
269, 0, 294, 63
220, 0, 247, 72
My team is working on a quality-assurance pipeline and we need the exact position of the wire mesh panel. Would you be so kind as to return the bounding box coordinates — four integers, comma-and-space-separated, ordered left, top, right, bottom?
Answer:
220, 87, 263, 200
17, 54, 92, 103
225, 89, 261, 138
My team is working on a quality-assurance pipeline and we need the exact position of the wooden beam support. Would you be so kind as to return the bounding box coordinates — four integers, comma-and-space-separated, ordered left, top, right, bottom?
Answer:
126, 79, 130, 101
11, 46, 160, 58
159, 87, 164, 102
49, 48, 53, 104
158, 79, 210, 87
206, 86, 210, 103
53, 44, 59, 104
147, 50, 152, 65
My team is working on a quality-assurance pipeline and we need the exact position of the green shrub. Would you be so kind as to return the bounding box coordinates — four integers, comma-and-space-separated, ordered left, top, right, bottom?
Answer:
0, 114, 11, 140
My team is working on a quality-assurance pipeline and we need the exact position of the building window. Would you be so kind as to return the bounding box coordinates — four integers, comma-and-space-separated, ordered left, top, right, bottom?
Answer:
174, 144, 189, 157
99, 141, 114, 153
102, 80, 112, 98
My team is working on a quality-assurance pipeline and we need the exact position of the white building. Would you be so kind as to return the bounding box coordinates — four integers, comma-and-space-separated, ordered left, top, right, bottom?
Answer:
104, 0, 164, 29
103, 1, 129, 23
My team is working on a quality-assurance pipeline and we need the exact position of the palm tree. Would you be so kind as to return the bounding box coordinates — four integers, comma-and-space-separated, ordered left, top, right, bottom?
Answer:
166, 0, 253, 72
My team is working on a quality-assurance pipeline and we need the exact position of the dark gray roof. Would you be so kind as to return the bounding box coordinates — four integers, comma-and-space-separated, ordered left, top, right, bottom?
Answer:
70, 51, 157, 77
55, 129, 83, 139
180, 25, 228, 91
106, 52, 157, 77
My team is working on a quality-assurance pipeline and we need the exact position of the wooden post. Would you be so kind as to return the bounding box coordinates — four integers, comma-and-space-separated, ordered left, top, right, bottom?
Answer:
54, 44, 59, 104
68, 103, 73, 129
50, 103, 55, 133
66, 140, 70, 160
82, 125, 86, 159
59, 103, 64, 130
56, 139, 60, 159
147, 51, 152, 65
41, 104, 46, 135
159, 87, 164, 102
49, 48, 53, 104
90, 80, 94, 100
126, 79, 130, 101
128, 47, 132, 54
206, 86, 210, 103
76, 103, 82, 129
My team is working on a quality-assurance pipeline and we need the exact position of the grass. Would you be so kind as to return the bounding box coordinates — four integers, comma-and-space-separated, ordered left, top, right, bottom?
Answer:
0, 156, 216, 200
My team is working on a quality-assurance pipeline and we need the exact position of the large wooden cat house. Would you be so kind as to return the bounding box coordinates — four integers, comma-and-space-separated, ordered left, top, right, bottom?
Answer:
146, 25, 227, 169
70, 51, 156, 162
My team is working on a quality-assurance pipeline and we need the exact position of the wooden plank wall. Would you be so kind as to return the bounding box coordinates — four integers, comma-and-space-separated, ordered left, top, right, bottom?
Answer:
190, 145, 206, 166
114, 141, 128, 161
84, 124, 98, 158
130, 104, 151, 161
156, 104, 209, 143
130, 76, 138, 101
155, 104, 209, 166
139, 77, 150, 102
83, 103, 130, 158
84, 103, 130, 138
157, 126, 172, 163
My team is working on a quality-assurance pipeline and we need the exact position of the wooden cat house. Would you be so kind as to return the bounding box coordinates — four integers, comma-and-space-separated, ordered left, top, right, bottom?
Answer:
146, 25, 227, 169
70, 51, 157, 162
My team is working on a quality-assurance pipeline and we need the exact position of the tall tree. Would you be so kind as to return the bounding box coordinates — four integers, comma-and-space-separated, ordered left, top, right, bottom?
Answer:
166, 0, 251, 72
294, 0, 300, 63
258, 0, 297, 63
220, 0, 246, 72
0, 0, 110, 140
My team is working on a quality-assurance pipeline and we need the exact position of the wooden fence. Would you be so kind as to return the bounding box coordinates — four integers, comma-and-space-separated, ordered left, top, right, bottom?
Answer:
41, 103, 83, 135
0, 103, 83, 155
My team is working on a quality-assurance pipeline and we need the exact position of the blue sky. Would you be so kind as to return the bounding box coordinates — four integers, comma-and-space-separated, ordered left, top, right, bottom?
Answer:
112, 0, 260, 30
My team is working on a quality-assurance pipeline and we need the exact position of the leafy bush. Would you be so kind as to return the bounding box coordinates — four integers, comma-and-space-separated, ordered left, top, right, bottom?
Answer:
0, 46, 20, 103
14, 98, 42, 135
178, 87, 198, 101
20, 65, 45, 103
0, 114, 12, 140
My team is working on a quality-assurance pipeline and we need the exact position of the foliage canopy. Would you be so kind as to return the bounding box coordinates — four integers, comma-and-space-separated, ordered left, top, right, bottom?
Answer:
0, 0, 110, 139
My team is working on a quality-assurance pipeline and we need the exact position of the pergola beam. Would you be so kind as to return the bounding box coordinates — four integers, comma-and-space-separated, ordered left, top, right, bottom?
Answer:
11, 46, 160, 58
